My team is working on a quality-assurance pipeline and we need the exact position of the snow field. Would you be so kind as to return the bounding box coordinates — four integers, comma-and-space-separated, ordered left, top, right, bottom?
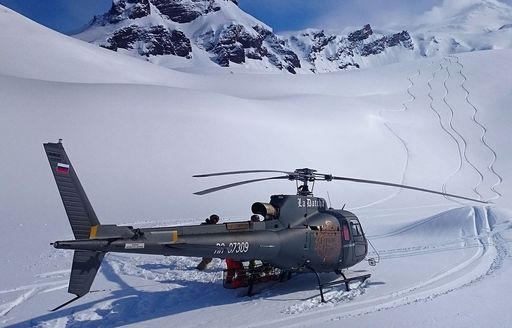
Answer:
1, 5, 512, 327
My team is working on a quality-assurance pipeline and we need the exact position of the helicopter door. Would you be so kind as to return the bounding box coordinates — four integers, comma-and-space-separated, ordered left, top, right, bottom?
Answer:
350, 220, 367, 262
341, 221, 353, 266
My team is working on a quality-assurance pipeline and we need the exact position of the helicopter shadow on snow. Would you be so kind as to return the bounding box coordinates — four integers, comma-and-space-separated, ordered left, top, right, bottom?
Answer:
6, 261, 239, 328
6, 260, 356, 328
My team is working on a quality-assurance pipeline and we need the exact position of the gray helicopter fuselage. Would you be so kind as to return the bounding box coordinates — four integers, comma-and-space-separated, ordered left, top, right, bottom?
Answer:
54, 194, 368, 272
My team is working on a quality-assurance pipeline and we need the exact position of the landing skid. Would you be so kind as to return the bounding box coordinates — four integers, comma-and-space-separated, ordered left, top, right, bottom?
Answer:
308, 266, 371, 303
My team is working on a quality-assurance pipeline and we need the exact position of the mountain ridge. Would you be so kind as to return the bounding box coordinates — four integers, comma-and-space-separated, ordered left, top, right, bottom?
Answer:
71, 0, 512, 73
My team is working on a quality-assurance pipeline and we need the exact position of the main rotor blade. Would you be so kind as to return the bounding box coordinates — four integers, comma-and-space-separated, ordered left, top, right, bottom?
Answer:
330, 176, 489, 204
193, 170, 295, 178
194, 176, 290, 195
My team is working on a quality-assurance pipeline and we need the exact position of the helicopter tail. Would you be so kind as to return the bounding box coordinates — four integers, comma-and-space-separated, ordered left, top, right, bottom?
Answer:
43, 140, 100, 239
44, 140, 105, 310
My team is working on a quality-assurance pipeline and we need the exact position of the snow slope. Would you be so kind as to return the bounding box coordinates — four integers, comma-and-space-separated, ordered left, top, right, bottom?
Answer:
1, 5, 512, 328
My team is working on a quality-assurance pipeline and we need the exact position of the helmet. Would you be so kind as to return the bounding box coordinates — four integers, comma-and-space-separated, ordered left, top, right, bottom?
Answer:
210, 214, 220, 223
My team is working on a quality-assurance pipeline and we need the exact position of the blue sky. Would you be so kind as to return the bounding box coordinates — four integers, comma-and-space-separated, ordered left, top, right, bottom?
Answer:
240, 0, 443, 31
0, 0, 111, 34
0, 0, 510, 34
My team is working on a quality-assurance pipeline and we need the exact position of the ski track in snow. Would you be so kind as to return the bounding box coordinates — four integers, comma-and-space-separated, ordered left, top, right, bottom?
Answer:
0, 288, 38, 317
423, 56, 502, 203
0, 280, 69, 321
426, 61, 465, 204
357, 55, 503, 212
351, 69, 420, 210
450, 55, 503, 200
357, 54, 496, 210
441, 57, 484, 200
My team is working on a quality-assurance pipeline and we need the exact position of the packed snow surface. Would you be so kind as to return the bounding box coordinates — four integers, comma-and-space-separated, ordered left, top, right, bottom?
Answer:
1, 5, 511, 328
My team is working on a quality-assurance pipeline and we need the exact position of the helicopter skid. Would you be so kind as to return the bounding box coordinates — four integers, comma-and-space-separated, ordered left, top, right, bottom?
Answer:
325, 272, 371, 292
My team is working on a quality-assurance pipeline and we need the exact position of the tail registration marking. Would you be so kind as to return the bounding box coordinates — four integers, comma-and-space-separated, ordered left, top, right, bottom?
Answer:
125, 243, 145, 249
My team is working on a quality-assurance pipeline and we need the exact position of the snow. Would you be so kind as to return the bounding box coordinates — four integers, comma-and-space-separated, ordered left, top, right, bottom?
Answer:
1, 3, 512, 328
418, 0, 512, 32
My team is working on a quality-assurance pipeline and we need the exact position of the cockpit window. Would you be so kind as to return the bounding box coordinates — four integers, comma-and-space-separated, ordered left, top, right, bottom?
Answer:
350, 221, 363, 237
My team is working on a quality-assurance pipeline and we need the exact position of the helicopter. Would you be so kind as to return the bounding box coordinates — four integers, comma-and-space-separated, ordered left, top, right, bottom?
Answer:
43, 140, 488, 310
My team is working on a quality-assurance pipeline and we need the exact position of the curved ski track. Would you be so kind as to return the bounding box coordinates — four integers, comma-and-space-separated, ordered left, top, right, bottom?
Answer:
358, 55, 502, 211
0, 275, 68, 320
425, 57, 502, 203
426, 61, 465, 204
352, 69, 420, 210
450, 55, 503, 200
441, 57, 484, 200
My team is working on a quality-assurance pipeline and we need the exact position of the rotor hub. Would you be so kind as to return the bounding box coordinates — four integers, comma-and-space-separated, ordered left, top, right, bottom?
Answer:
291, 168, 318, 196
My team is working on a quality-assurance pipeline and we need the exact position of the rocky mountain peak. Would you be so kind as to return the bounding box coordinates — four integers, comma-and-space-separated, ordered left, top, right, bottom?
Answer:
151, 0, 220, 23
103, 0, 151, 24
77, 1, 420, 74
347, 24, 373, 42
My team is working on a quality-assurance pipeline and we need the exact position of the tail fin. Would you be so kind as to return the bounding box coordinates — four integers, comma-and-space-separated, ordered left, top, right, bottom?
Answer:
51, 250, 105, 311
69, 250, 104, 297
43, 140, 99, 239
44, 140, 104, 310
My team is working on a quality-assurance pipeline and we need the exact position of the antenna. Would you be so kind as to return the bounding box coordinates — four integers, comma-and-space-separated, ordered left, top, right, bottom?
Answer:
326, 191, 332, 209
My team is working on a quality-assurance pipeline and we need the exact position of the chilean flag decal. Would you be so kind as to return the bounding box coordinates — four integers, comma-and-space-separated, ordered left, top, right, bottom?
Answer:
56, 163, 70, 174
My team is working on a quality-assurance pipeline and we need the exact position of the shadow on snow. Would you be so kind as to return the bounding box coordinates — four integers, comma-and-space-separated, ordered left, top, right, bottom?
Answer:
5, 259, 361, 327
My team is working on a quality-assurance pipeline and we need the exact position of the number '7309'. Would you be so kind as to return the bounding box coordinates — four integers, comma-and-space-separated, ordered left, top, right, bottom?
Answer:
214, 242, 249, 255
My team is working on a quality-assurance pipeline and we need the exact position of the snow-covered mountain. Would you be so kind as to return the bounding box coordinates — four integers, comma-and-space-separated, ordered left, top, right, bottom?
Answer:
74, 0, 415, 73
76, 0, 303, 73
74, 0, 512, 73
410, 0, 512, 56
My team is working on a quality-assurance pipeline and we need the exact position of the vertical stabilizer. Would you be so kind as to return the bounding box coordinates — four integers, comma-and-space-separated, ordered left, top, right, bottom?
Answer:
43, 140, 100, 239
